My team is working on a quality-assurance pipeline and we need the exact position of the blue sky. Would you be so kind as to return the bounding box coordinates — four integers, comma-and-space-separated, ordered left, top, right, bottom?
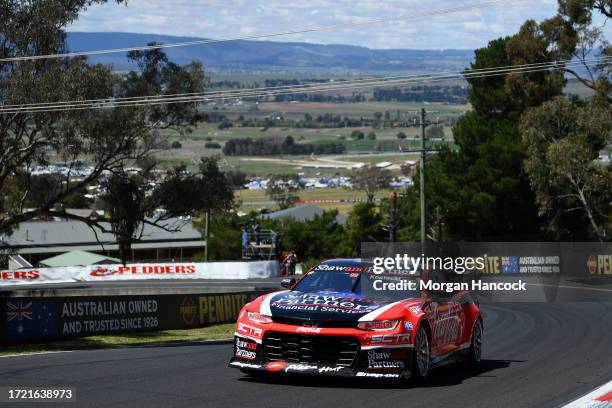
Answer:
69, 0, 610, 50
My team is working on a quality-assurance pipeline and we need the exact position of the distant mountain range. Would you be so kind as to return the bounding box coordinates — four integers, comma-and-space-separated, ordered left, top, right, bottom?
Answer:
66, 32, 474, 75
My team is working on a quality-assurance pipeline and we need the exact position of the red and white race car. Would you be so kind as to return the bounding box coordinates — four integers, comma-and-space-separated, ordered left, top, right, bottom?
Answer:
229, 259, 483, 381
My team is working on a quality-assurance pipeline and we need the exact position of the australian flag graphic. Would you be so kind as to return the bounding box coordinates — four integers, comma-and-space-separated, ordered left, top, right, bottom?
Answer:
500, 256, 519, 273
7, 300, 56, 338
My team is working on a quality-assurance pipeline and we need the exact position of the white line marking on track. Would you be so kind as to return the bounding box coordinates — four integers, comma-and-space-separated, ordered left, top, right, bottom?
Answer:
0, 350, 73, 358
562, 379, 612, 407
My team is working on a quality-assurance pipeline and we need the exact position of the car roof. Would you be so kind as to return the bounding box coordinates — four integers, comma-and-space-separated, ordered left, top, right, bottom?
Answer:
316, 259, 374, 268
319, 258, 368, 264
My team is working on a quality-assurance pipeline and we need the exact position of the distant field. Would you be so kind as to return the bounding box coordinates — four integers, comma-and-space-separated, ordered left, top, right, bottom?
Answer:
236, 187, 392, 215
162, 124, 453, 149
207, 101, 470, 118
238, 187, 389, 202
156, 155, 354, 176
258, 101, 470, 116
156, 100, 462, 175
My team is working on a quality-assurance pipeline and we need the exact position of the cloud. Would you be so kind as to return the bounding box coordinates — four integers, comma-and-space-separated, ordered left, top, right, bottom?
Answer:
69, 0, 609, 49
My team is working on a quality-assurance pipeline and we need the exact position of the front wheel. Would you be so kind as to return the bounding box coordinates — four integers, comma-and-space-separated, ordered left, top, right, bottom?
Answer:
411, 325, 430, 380
465, 318, 483, 366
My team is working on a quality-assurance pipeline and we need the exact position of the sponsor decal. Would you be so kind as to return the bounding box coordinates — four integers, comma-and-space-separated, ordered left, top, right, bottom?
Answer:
319, 366, 343, 373
271, 293, 382, 314
179, 297, 196, 325
231, 361, 262, 369
235, 349, 257, 360
265, 361, 286, 372
236, 338, 257, 351
296, 326, 322, 334
315, 264, 365, 273
368, 333, 411, 345
0, 270, 40, 281
403, 321, 414, 331
367, 349, 406, 370
432, 308, 462, 345
406, 305, 423, 316
285, 364, 318, 372
237, 322, 263, 338
356, 372, 401, 378
235, 338, 258, 360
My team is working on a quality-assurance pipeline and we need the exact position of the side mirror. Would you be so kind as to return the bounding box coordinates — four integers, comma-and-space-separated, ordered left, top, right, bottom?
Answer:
280, 278, 296, 288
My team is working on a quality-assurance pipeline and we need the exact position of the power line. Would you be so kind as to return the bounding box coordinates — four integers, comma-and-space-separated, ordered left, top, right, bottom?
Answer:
0, 0, 519, 63
2, 58, 608, 114
1, 56, 609, 114
1, 54, 599, 110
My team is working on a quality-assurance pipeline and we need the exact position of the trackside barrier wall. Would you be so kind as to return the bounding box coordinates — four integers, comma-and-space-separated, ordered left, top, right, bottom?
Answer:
0, 291, 267, 345
0, 261, 280, 286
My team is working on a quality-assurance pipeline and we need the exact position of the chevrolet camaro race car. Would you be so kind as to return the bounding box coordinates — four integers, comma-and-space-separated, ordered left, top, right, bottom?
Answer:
229, 259, 483, 381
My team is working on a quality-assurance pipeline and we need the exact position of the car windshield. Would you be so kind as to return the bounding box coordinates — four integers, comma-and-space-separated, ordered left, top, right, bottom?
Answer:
293, 264, 421, 301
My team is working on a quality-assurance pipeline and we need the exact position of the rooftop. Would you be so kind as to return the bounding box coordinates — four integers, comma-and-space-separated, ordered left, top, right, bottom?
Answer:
1, 217, 205, 254
263, 204, 347, 224
38, 250, 121, 267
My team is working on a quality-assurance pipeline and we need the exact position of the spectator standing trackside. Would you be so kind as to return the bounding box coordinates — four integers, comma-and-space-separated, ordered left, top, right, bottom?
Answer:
284, 250, 298, 276
242, 229, 248, 251
252, 221, 261, 245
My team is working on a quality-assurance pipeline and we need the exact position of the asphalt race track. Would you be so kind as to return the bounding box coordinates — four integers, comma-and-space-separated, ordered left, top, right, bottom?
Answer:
1, 302, 611, 408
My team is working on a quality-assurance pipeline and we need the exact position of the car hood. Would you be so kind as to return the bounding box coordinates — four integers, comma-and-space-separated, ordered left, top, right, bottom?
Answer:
267, 290, 397, 324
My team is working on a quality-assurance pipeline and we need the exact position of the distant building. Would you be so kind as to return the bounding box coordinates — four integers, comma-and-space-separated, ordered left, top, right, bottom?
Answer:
1, 217, 205, 266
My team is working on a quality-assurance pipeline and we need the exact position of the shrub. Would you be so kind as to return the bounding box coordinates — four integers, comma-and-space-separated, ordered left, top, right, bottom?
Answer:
205, 142, 222, 149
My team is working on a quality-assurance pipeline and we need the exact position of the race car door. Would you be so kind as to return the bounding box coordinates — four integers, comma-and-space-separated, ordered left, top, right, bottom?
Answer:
427, 294, 463, 357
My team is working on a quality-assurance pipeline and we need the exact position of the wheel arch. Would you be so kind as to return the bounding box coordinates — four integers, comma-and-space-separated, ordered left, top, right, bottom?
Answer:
418, 317, 432, 341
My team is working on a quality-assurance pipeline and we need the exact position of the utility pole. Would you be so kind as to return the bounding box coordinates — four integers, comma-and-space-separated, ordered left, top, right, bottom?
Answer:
420, 108, 427, 248
204, 209, 210, 262
389, 191, 398, 242
396, 108, 438, 249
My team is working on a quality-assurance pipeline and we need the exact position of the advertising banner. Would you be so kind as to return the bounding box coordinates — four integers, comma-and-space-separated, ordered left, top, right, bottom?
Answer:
0, 261, 280, 286
0, 291, 265, 345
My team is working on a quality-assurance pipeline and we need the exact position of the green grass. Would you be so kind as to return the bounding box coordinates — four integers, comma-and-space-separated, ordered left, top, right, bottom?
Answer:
0, 324, 235, 356
237, 187, 391, 204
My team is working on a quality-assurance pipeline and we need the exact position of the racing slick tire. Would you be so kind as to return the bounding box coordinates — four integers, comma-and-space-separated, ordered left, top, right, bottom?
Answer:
464, 318, 483, 367
411, 325, 431, 382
